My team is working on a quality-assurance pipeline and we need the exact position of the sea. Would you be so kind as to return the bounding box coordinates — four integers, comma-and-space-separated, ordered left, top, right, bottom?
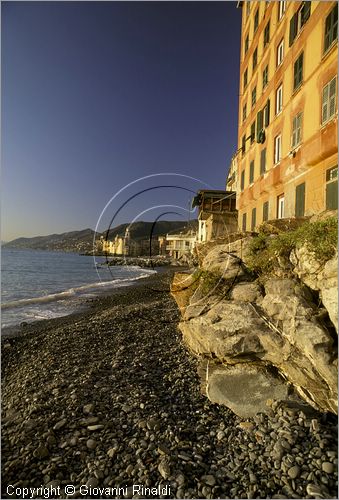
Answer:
1, 248, 157, 329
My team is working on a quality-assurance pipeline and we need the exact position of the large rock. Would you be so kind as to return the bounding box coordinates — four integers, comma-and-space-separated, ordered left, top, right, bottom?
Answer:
170, 272, 198, 314
290, 247, 338, 332
177, 276, 337, 414
201, 246, 244, 279
206, 363, 288, 418
173, 238, 338, 416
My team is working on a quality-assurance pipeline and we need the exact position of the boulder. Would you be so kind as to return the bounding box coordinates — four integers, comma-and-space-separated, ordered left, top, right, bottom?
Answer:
170, 272, 198, 314
230, 282, 262, 302
206, 363, 288, 418
290, 247, 338, 332
201, 246, 244, 279
178, 277, 337, 414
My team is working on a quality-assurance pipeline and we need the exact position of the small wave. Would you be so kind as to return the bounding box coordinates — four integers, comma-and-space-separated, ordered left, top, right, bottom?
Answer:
1, 271, 156, 310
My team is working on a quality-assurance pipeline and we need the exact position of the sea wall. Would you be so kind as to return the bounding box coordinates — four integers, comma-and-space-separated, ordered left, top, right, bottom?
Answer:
171, 218, 338, 417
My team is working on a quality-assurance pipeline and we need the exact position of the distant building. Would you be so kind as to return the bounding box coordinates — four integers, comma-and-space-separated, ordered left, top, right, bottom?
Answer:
101, 227, 129, 256
192, 190, 238, 242
226, 153, 238, 193
236, 1, 338, 231
101, 227, 160, 257
165, 230, 196, 259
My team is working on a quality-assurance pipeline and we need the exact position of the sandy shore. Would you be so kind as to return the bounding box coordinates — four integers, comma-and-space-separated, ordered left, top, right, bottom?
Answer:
2, 271, 338, 499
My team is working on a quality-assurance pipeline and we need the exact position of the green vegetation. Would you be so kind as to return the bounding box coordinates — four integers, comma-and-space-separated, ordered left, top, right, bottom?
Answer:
248, 217, 338, 274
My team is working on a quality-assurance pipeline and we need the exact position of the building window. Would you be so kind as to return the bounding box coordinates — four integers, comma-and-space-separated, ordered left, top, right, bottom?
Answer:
264, 21, 270, 47
263, 201, 269, 221
254, 8, 259, 33
275, 84, 283, 115
263, 99, 270, 126
274, 134, 282, 164
295, 182, 306, 217
244, 68, 248, 90
256, 109, 263, 141
292, 112, 302, 148
277, 39, 284, 66
326, 166, 338, 210
242, 135, 246, 155
263, 65, 269, 89
251, 86, 257, 108
249, 160, 255, 184
289, 2, 311, 46
278, 1, 286, 21
260, 148, 267, 175
293, 52, 303, 91
250, 121, 256, 143
245, 34, 249, 55
322, 76, 337, 124
253, 48, 258, 71
242, 213, 247, 232
277, 194, 285, 219
241, 170, 245, 191
251, 208, 257, 231
324, 5, 338, 53
243, 103, 247, 122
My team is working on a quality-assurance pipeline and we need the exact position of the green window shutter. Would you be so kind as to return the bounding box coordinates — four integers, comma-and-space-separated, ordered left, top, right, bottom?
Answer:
295, 183, 305, 217
301, 2, 311, 26
251, 122, 256, 143
294, 53, 303, 90
329, 76, 337, 118
260, 149, 266, 175
251, 208, 257, 231
256, 110, 263, 141
326, 181, 338, 210
242, 213, 247, 232
292, 115, 297, 148
289, 13, 298, 46
242, 135, 246, 154
322, 82, 329, 123
264, 99, 270, 126
249, 161, 254, 184
324, 5, 338, 52
263, 201, 269, 221
241, 170, 245, 191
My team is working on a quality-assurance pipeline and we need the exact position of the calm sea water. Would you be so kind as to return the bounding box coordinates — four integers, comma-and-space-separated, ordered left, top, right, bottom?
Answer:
1, 248, 156, 328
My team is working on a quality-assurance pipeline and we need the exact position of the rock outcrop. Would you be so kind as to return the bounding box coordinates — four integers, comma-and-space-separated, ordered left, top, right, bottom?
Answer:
171, 233, 338, 418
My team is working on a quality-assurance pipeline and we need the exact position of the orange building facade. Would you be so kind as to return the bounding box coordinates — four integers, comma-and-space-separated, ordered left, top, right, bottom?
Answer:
236, 1, 338, 231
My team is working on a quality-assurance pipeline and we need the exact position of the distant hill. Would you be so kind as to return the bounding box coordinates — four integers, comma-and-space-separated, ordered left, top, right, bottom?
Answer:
3, 229, 97, 253
4, 220, 198, 253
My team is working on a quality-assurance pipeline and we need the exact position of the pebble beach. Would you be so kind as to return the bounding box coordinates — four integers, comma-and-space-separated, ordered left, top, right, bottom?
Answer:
2, 271, 338, 499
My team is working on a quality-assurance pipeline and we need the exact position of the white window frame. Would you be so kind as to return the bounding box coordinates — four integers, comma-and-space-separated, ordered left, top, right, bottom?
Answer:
274, 134, 282, 164
277, 194, 285, 219
276, 84, 283, 115
291, 112, 302, 148
322, 76, 337, 125
278, 1, 286, 21
277, 39, 284, 67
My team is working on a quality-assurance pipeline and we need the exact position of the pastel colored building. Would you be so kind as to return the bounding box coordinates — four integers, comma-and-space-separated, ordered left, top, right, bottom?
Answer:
235, 1, 338, 231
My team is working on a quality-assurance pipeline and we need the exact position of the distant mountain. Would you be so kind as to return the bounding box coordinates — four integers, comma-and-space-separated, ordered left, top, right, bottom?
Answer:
3, 229, 97, 253
4, 220, 198, 253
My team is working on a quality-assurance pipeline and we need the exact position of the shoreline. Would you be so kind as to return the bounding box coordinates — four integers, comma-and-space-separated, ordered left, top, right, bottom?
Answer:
1, 266, 187, 341
2, 271, 337, 499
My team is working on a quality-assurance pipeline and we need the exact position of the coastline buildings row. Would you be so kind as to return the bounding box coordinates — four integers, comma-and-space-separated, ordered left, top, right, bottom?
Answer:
100, 1, 337, 257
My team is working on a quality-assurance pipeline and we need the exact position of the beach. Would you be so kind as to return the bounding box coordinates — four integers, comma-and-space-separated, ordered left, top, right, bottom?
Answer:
2, 271, 337, 499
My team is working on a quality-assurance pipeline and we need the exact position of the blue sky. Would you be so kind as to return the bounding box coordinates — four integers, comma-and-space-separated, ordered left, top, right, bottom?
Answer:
2, 1, 241, 240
